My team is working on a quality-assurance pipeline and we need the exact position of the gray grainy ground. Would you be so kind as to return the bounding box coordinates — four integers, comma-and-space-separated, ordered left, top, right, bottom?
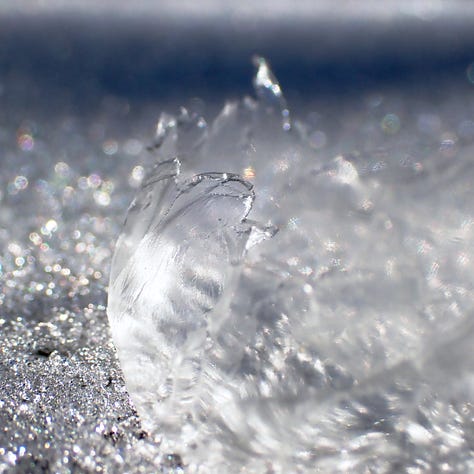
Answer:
0, 93, 158, 473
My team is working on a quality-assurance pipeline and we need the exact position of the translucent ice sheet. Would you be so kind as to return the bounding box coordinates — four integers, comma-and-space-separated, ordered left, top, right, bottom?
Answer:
107, 59, 474, 472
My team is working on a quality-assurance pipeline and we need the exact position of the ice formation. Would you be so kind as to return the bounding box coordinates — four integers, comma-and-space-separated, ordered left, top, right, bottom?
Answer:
107, 58, 474, 473
108, 159, 264, 427
107, 59, 287, 469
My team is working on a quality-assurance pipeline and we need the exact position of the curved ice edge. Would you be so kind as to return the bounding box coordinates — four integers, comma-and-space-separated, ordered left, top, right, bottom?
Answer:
110, 157, 278, 288
108, 156, 278, 335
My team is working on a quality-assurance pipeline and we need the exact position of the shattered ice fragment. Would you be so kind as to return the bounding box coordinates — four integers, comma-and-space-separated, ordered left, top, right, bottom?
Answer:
330, 155, 360, 186
107, 157, 272, 439
243, 220, 279, 251
149, 108, 207, 162
252, 55, 291, 131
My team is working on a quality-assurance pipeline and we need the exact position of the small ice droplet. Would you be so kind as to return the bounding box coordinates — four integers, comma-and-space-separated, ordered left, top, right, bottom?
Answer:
252, 55, 291, 131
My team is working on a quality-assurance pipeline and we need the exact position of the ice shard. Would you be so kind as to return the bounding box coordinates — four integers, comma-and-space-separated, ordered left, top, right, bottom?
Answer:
252, 55, 291, 131
107, 154, 276, 446
106, 56, 474, 472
